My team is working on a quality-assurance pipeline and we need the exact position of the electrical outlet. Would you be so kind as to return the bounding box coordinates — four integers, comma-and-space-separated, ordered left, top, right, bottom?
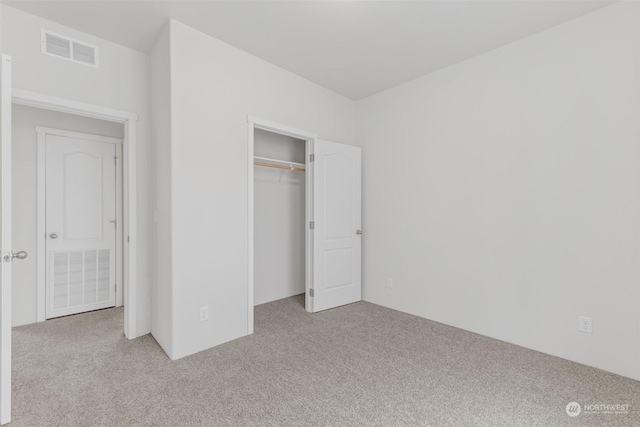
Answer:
200, 306, 209, 322
579, 316, 592, 334
386, 278, 394, 289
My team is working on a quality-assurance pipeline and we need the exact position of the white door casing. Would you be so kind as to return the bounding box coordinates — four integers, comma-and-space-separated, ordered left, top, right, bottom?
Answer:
43, 131, 120, 319
13, 90, 138, 339
310, 139, 362, 312
246, 116, 317, 333
0, 54, 12, 426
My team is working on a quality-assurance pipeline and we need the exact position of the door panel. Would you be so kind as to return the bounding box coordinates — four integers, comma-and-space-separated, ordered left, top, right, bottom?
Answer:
64, 152, 104, 239
311, 140, 361, 312
324, 154, 354, 239
0, 54, 12, 426
45, 135, 117, 319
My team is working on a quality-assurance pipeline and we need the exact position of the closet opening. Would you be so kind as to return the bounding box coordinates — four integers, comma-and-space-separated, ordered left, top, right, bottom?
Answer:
247, 117, 316, 334
254, 128, 306, 305
248, 116, 362, 332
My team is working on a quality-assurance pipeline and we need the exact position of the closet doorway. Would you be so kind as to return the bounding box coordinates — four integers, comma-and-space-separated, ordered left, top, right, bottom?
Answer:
253, 128, 306, 307
247, 116, 362, 334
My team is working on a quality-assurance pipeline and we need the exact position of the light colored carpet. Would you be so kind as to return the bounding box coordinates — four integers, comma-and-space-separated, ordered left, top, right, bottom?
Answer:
11, 295, 640, 426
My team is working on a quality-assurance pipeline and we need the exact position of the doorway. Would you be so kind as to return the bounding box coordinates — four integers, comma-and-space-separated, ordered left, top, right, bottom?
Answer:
253, 128, 307, 307
247, 116, 363, 334
10, 88, 139, 339
36, 127, 123, 320
247, 117, 314, 334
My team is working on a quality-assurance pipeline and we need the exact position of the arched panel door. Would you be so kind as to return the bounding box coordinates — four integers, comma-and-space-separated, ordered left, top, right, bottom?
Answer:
45, 134, 118, 319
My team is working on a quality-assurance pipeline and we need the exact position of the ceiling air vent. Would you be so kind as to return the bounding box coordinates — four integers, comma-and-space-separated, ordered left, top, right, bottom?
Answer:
41, 30, 99, 68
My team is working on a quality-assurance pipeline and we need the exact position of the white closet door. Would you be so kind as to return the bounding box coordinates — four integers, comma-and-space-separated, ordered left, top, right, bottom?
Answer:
45, 134, 117, 319
310, 139, 362, 312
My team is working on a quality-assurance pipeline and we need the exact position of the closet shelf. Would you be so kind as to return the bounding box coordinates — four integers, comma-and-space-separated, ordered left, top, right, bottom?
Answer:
254, 156, 306, 172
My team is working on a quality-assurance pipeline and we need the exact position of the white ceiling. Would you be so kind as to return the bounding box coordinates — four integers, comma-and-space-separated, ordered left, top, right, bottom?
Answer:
3, 0, 614, 100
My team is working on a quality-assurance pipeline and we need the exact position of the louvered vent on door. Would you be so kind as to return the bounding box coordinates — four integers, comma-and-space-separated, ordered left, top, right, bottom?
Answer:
51, 249, 112, 312
41, 30, 99, 68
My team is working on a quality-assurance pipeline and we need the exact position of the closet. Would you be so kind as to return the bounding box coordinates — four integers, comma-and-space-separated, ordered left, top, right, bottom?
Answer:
253, 128, 307, 305
249, 117, 363, 323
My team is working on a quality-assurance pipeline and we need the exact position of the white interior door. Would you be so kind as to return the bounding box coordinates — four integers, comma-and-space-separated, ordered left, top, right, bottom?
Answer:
0, 54, 13, 426
310, 139, 362, 312
45, 134, 117, 319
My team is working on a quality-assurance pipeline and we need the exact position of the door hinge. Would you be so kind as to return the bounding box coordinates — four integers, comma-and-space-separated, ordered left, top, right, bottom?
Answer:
127, 236, 130, 243
114, 284, 117, 293
309, 221, 315, 230
309, 289, 314, 297
310, 153, 315, 163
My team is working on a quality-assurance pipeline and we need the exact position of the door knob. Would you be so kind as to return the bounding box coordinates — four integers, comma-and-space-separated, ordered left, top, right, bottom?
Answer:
356, 230, 362, 235
2, 251, 28, 262
49, 233, 58, 239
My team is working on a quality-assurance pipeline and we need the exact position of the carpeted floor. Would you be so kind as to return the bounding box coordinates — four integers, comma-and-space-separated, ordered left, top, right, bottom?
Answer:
11, 295, 640, 426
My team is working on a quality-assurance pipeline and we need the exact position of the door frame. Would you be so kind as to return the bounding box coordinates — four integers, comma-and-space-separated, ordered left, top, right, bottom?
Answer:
36, 127, 124, 320
246, 116, 316, 334
12, 89, 139, 339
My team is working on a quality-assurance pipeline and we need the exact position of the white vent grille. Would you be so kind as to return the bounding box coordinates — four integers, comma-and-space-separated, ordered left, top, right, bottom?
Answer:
44, 32, 71, 58
72, 41, 96, 65
41, 30, 99, 68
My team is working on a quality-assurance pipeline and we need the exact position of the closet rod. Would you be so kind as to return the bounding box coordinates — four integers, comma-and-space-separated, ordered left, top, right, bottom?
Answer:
254, 160, 306, 172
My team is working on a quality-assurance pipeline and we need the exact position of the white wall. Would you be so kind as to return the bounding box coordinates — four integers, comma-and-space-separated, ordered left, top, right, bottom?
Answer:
356, 1, 640, 380
1, 5, 152, 336
163, 20, 356, 359
254, 129, 306, 305
11, 105, 123, 326
149, 24, 173, 356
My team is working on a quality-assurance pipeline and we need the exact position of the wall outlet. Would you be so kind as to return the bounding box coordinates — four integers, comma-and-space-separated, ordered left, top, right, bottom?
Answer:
200, 306, 209, 322
386, 278, 394, 289
579, 316, 592, 333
